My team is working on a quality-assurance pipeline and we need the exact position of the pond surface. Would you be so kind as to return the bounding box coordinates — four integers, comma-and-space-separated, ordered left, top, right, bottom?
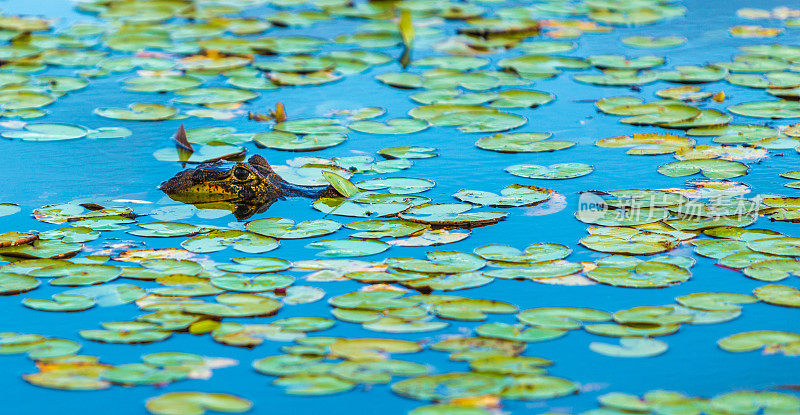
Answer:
1, 0, 800, 413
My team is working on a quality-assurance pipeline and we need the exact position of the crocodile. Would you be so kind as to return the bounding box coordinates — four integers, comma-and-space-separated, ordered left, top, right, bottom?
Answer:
160, 155, 339, 219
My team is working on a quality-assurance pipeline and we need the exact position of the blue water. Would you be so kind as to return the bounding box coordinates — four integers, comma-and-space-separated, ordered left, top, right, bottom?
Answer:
1, 0, 800, 413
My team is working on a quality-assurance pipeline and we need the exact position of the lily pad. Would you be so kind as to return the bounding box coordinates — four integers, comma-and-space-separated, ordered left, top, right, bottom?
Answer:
506, 163, 593, 179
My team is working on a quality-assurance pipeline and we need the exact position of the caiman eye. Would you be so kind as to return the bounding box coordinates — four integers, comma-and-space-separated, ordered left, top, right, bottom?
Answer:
233, 167, 251, 180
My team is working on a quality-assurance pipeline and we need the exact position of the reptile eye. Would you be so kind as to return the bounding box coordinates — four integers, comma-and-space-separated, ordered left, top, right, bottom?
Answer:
233, 167, 251, 180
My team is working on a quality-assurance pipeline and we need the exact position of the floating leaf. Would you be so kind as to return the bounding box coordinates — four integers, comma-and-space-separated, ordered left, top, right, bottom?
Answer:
477, 132, 573, 153
392, 372, 507, 401
658, 159, 748, 179
145, 392, 252, 415
348, 119, 428, 135
306, 238, 389, 258
245, 218, 340, 239
94, 103, 177, 121
254, 131, 345, 151
587, 262, 690, 288
622, 36, 686, 48
676, 292, 758, 311
1, 123, 88, 141
274, 374, 355, 395
181, 230, 279, 254
728, 100, 800, 118
754, 284, 800, 308
718, 330, 800, 353
32, 263, 121, 287
506, 163, 593, 179
590, 338, 669, 357
378, 146, 437, 159
23, 294, 96, 312
518, 307, 611, 329
210, 274, 294, 293
399, 203, 508, 228
454, 185, 553, 208
0, 272, 40, 295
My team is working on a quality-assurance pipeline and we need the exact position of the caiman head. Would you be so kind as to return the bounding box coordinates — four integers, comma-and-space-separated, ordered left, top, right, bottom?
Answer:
160, 155, 281, 204
160, 155, 337, 219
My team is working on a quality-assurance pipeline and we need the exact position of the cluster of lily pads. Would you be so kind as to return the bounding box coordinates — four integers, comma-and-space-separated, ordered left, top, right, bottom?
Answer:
1, 0, 800, 413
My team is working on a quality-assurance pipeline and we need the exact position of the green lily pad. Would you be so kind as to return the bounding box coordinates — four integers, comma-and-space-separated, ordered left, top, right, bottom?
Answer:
2, 123, 88, 141
587, 262, 691, 288
253, 354, 333, 376
306, 238, 389, 258
215, 257, 291, 274
753, 284, 800, 307
595, 133, 693, 155
483, 262, 583, 280
356, 178, 434, 194
128, 222, 202, 238
489, 90, 554, 108
501, 375, 578, 400
676, 292, 758, 311
388, 251, 485, 273
254, 131, 346, 151
728, 100, 800, 118
345, 220, 426, 239
590, 338, 669, 357
80, 322, 171, 344
658, 65, 727, 83
274, 118, 348, 135
103, 363, 189, 386
506, 163, 593, 179
710, 391, 800, 414
747, 237, 800, 256
181, 230, 279, 254
476, 323, 567, 342
658, 159, 748, 179
575, 207, 670, 227
453, 184, 553, 207
401, 272, 493, 292
348, 118, 428, 134
376, 72, 422, 89
245, 218, 340, 239
363, 317, 449, 333
273, 374, 356, 395
210, 274, 294, 292
622, 36, 686, 48
718, 330, 800, 353
518, 307, 612, 329
391, 372, 507, 401
580, 227, 679, 255
86, 127, 132, 139
313, 193, 427, 218
94, 103, 177, 121
469, 355, 551, 375
0, 272, 40, 295
23, 294, 96, 312
0, 239, 83, 259
31, 263, 121, 287
123, 75, 202, 92
145, 392, 252, 415
378, 146, 437, 159
477, 132, 573, 153
0, 203, 20, 217
399, 203, 508, 228
0, 91, 54, 110
575, 70, 659, 86
474, 243, 570, 263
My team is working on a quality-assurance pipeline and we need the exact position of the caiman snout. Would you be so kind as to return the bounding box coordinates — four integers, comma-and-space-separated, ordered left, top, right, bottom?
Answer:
160, 163, 245, 204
